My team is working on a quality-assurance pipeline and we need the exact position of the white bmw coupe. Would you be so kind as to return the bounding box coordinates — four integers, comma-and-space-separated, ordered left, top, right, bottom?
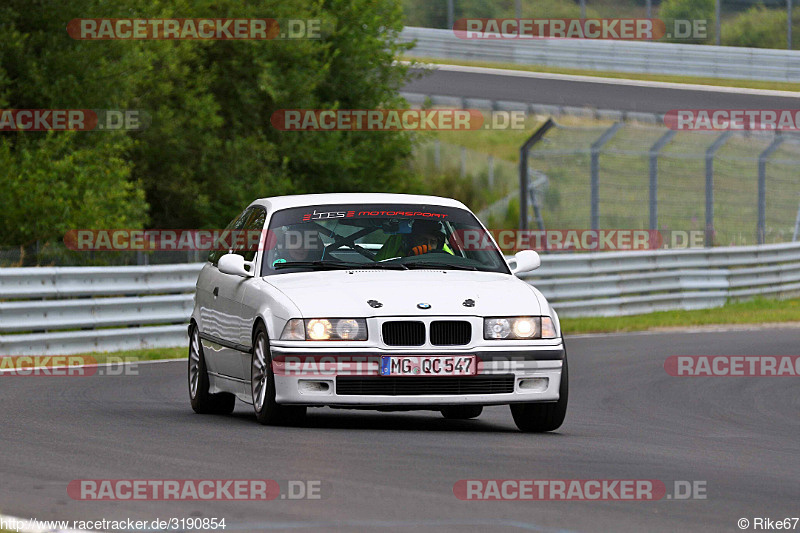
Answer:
189, 193, 567, 432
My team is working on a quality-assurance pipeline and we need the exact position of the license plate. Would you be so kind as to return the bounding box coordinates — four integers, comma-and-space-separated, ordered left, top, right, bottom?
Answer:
379, 356, 476, 377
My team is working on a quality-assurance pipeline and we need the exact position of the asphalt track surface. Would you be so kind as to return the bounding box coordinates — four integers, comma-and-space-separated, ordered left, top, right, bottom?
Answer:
403, 65, 800, 114
1, 328, 798, 533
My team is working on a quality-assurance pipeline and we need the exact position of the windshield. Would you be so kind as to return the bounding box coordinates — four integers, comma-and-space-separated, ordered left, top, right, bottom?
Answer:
261, 203, 509, 276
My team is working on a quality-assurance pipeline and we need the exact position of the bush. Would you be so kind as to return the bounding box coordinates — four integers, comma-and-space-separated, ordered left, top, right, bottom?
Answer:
722, 5, 796, 49
659, 0, 714, 43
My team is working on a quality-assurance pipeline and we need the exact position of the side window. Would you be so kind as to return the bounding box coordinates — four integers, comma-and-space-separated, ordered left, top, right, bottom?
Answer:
207, 207, 253, 266
234, 207, 267, 263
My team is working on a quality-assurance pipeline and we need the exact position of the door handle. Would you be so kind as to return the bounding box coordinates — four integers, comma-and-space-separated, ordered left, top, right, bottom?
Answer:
213, 287, 219, 297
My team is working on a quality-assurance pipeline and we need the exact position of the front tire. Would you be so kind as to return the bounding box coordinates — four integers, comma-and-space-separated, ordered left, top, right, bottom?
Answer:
251, 324, 306, 426
188, 324, 236, 415
510, 355, 568, 433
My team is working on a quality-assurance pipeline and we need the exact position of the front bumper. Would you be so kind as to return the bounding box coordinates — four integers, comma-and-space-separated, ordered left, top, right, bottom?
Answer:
270, 343, 564, 406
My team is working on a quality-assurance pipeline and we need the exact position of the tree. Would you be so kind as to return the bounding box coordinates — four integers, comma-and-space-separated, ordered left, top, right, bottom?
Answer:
659, 0, 714, 44
722, 6, 797, 49
1, 0, 419, 247
0, 0, 149, 246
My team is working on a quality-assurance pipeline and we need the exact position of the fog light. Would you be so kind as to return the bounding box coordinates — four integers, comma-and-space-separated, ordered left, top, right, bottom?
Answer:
518, 377, 548, 392
298, 380, 332, 394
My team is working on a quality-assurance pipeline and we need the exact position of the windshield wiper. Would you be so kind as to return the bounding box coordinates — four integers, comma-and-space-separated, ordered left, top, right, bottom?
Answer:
404, 261, 478, 271
274, 260, 407, 271
350, 261, 408, 270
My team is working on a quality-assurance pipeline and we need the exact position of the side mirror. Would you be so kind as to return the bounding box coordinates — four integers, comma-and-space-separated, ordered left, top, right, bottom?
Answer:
218, 253, 253, 277
509, 250, 540, 275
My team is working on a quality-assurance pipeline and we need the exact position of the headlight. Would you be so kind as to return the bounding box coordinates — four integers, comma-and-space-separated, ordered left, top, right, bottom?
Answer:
280, 318, 368, 341
483, 317, 545, 340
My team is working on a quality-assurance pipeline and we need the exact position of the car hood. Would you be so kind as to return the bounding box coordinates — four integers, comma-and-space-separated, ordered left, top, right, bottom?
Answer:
259, 270, 541, 317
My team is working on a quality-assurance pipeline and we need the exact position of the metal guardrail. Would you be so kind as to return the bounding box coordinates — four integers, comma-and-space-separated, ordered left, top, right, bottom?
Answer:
2, 242, 800, 355
522, 241, 800, 317
0, 264, 203, 356
400, 27, 800, 82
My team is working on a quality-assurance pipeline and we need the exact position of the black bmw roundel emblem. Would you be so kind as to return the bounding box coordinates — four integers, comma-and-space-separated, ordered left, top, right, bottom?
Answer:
417, 302, 431, 309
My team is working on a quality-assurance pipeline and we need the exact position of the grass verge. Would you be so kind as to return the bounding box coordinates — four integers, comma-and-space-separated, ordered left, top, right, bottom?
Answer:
562, 297, 800, 334
408, 55, 800, 92
77, 346, 186, 364
0, 346, 188, 366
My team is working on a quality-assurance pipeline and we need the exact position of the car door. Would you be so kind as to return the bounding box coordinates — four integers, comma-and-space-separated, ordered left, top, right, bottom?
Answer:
199, 207, 253, 380
227, 206, 268, 379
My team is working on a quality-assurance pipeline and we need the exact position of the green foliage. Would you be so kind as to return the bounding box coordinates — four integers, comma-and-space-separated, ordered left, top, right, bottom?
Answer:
722, 5, 797, 49
0, 133, 147, 245
1, 0, 417, 247
422, 166, 488, 209
659, 0, 714, 43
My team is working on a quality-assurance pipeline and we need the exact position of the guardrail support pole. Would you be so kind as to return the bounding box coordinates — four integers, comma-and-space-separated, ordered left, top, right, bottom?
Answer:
793, 198, 800, 241
590, 122, 623, 232
648, 130, 677, 231
758, 136, 785, 244
446, 0, 454, 30
704, 131, 733, 247
519, 118, 556, 230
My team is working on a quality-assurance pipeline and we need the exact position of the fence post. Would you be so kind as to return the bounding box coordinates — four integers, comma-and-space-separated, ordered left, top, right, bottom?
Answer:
460, 146, 467, 178
519, 118, 555, 230
793, 197, 800, 242
488, 155, 495, 189
446, 0, 454, 30
434, 139, 441, 169
758, 136, 785, 244
590, 122, 623, 232
648, 130, 677, 231
704, 131, 733, 247
529, 171, 547, 236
